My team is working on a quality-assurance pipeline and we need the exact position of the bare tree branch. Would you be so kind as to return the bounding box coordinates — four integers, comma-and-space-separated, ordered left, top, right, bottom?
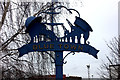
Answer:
0, 1, 10, 31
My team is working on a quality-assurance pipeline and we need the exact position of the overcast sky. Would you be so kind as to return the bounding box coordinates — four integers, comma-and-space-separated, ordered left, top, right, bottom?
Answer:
62, 0, 119, 78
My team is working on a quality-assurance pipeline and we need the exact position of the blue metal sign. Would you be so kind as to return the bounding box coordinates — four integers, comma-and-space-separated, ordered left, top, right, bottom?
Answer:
18, 42, 99, 59
18, 5, 99, 80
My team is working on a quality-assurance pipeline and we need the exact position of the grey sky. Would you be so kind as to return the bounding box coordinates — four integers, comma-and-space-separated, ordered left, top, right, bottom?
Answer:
63, 0, 118, 78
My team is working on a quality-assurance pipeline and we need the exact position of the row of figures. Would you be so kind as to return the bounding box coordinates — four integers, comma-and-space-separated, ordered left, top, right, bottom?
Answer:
25, 16, 93, 45
33, 34, 88, 44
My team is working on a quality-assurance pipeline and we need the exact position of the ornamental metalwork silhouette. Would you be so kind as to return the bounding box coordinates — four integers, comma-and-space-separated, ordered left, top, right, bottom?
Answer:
18, 3, 99, 80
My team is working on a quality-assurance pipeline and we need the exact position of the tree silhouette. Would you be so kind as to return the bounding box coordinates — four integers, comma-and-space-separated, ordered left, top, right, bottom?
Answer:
98, 36, 120, 79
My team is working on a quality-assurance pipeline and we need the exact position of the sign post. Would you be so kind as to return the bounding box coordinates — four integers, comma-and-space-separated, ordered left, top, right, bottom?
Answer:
55, 51, 63, 80
18, 3, 99, 80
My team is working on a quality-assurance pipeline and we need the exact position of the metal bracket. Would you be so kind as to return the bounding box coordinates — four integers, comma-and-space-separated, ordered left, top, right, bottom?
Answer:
62, 51, 76, 64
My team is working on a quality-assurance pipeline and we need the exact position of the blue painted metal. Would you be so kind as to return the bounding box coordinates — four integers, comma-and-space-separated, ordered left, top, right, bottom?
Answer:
26, 22, 58, 42
74, 16, 93, 32
18, 5, 99, 80
18, 42, 99, 58
55, 51, 63, 80
25, 16, 42, 28
66, 19, 90, 44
